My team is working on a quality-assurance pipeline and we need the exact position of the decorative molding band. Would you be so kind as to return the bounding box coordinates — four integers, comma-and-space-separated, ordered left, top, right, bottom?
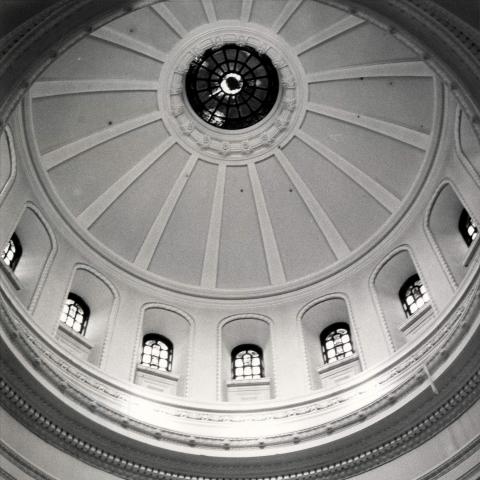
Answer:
1, 265, 479, 444
160, 25, 305, 162
404, 0, 480, 64
1, 362, 479, 480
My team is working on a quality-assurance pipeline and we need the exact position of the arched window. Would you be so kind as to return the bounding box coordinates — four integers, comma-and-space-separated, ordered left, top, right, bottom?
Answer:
459, 208, 478, 246
60, 293, 89, 335
320, 323, 354, 364
399, 274, 429, 318
141, 334, 173, 372
231, 345, 264, 380
1, 233, 22, 271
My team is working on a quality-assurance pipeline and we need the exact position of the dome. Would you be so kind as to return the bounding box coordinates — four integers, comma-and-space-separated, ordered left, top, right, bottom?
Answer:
1, 1, 480, 480
27, 1, 437, 295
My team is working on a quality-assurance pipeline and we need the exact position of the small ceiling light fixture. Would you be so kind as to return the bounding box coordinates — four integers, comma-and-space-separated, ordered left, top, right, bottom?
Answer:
185, 43, 279, 130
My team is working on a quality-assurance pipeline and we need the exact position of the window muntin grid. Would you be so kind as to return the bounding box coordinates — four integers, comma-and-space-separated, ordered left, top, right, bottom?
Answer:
141, 334, 173, 372
1, 233, 21, 271
185, 44, 279, 130
59, 293, 89, 335
320, 323, 354, 364
399, 274, 430, 318
231, 345, 264, 380
459, 208, 478, 246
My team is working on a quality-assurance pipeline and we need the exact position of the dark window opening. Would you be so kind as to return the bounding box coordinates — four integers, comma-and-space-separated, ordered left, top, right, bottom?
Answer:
60, 293, 90, 335
459, 208, 478, 246
141, 334, 173, 372
399, 274, 429, 318
231, 344, 264, 380
1, 232, 22, 271
320, 323, 354, 364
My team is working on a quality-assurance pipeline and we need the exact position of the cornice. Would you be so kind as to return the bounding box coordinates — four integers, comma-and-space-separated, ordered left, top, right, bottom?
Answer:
354, 0, 480, 124
1, 355, 479, 479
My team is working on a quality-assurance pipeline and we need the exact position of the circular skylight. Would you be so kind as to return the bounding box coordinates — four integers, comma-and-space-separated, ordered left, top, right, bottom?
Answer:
185, 44, 279, 130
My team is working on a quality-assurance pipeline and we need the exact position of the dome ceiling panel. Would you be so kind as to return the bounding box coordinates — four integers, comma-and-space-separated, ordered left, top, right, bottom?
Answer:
299, 22, 420, 73
0, 130, 12, 189
308, 77, 434, 132
301, 112, 425, 199
217, 166, 270, 289
105, 6, 181, 53
38, 36, 162, 81
148, 160, 217, 285
212, 0, 243, 21
46, 121, 168, 217
159, 1, 208, 32
89, 143, 189, 262
256, 156, 337, 280
32, 91, 158, 154
25, 0, 439, 295
459, 111, 480, 171
284, 137, 390, 250
250, 0, 289, 28
278, 0, 348, 47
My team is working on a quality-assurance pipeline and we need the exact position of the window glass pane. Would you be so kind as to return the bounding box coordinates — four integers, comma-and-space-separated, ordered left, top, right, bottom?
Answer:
321, 323, 354, 364
232, 346, 264, 380
400, 275, 429, 317
141, 335, 173, 371
2, 235, 22, 270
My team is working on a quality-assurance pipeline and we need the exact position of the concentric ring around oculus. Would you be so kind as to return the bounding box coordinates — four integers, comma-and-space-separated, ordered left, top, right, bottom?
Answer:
185, 43, 279, 130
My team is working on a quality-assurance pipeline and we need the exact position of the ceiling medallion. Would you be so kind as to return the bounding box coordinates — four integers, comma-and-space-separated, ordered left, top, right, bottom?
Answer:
161, 27, 305, 162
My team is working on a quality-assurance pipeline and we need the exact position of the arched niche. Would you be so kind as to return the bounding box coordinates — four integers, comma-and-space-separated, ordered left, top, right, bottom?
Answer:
56, 265, 117, 367
426, 181, 478, 287
220, 316, 273, 402
7, 204, 55, 311
372, 248, 433, 350
300, 297, 361, 390
0, 126, 16, 203
134, 306, 192, 397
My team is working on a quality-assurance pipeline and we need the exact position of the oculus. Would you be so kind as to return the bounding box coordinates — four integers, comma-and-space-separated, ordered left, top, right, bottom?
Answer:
185, 43, 279, 130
